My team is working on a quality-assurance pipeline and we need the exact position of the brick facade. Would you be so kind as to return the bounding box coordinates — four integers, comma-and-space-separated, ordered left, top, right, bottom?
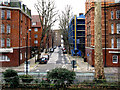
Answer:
0, 1, 31, 67
85, 0, 120, 67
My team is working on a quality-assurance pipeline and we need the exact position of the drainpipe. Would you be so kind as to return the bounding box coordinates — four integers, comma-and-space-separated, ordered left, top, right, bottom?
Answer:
104, 0, 107, 67
19, 11, 21, 66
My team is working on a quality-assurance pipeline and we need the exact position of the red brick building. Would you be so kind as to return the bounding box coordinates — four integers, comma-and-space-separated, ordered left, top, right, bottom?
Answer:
85, 0, 120, 67
0, 0, 31, 67
31, 15, 42, 48
31, 15, 53, 52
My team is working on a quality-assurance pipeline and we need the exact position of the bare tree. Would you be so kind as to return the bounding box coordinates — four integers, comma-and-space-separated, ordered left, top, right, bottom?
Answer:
59, 5, 72, 52
34, 0, 57, 59
94, 0, 105, 81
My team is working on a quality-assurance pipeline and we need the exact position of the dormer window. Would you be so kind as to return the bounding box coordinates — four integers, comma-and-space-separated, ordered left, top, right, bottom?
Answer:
32, 22, 36, 26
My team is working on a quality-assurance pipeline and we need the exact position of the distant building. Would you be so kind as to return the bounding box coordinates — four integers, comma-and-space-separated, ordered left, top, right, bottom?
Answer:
85, 0, 120, 67
53, 29, 61, 47
68, 13, 85, 56
0, 0, 31, 67
31, 15, 42, 49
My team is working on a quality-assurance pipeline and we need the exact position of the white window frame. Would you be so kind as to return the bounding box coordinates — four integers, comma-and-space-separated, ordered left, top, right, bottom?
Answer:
117, 38, 120, 49
111, 38, 114, 48
34, 34, 38, 38
1, 24, 5, 33
20, 53, 22, 60
7, 24, 10, 33
111, 11, 114, 19
34, 28, 38, 32
1, 38, 5, 47
111, 24, 114, 34
116, 10, 120, 19
32, 22, 36, 26
0, 55, 10, 62
1, 10, 5, 19
34, 40, 38, 44
7, 10, 11, 19
25, 52, 26, 58
117, 24, 120, 34
7, 38, 10, 47
112, 55, 118, 64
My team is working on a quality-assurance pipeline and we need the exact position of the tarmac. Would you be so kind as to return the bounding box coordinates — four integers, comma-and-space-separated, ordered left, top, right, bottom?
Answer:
0, 50, 120, 74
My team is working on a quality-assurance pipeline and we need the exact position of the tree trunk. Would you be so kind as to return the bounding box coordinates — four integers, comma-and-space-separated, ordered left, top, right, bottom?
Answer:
94, 0, 105, 80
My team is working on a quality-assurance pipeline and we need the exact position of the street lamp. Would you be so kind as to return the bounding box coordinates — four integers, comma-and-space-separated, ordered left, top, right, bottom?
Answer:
26, 29, 31, 75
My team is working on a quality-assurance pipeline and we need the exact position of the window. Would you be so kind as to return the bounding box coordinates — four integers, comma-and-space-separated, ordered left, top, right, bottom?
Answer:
1, 24, 5, 33
117, 38, 120, 49
7, 10, 11, 19
116, 10, 120, 19
112, 55, 118, 63
21, 13, 22, 20
21, 27, 22, 34
1, 10, 5, 19
111, 24, 114, 34
111, 11, 114, 19
0, 55, 10, 61
34, 28, 38, 32
20, 39, 22, 46
117, 24, 120, 34
20, 53, 22, 60
7, 24, 10, 33
111, 38, 114, 48
25, 52, 26, 58
34, 34, 38, 38
7, 38, 10, 47
1, 38, 5, 47
32, 22, 36, 25
34, 40, 38, 44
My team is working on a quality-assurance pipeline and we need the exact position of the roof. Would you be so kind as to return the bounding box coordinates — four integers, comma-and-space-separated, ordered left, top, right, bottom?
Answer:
32, 15, 41, 27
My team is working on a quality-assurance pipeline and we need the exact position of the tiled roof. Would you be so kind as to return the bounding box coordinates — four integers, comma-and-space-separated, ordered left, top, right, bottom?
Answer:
32, 15, 41, 27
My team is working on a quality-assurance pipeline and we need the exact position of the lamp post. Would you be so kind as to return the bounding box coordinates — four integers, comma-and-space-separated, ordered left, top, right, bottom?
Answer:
26, 29, 31, 75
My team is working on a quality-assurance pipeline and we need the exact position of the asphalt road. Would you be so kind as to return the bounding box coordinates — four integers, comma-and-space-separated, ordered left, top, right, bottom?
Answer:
31, 47, 72, 73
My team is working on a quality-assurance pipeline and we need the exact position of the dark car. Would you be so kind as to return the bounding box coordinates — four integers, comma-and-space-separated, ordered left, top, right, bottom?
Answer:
39, 57, 47, 64
42, 54, 49, 60
63, 50, 67, 54
50, 48, 54, 53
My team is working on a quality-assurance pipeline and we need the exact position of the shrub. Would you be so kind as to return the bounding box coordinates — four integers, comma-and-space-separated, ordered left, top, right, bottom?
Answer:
47, 68, 76, 88
2, 69, 19, 88
19, 74, 33, 83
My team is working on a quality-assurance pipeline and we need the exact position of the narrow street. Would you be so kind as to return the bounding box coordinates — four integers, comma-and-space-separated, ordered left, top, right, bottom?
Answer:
32, 47, 72, 72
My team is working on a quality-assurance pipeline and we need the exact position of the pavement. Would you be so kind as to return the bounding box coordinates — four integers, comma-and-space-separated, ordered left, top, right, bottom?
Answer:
66, 54, 120, 74
0, 49, 120, 74
0, 52, 45, 73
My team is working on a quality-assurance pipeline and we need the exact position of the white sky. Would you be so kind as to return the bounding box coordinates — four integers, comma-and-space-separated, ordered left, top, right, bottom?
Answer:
22, 0, 86, 29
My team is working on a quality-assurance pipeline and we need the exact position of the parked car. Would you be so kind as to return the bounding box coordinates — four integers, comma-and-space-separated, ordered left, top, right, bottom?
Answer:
42, 54, 49, 60
62, 47, 66, 51
39, 57, 47, 64
63, 49, 67, 54
50, 48, 54, 53
54, 46, 57, 49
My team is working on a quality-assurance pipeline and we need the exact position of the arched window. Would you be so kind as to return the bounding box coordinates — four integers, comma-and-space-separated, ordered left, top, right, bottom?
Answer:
112, 55, 118, 63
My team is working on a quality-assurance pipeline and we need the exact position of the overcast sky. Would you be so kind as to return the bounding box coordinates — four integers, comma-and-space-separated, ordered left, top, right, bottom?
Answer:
22, 0, 86, 29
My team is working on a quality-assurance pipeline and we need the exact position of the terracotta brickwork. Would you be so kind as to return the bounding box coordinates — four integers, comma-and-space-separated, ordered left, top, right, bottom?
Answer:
85, 0, 120, 67
0, 4, 31, 67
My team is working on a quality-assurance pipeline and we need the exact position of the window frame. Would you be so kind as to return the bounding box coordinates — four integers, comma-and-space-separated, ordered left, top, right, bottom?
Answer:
7, 24, 10, 33
0, 55, 10, 62
20, 53, 22, 60
7, 38, 10, 47
111, 11, 114, 19
1, 38, 5, 47
34, 40, 38, 44
112, 55, 118, 64
1, 10, 5, 19
117, 38, 120, 49
111, 38, 114, 48
117, 24, 120, 34
1, 24, 5, 33
116, 10, 120, 19
7, 10, 11, 19
34, 28, 38, 32
111, 24, 114, 34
